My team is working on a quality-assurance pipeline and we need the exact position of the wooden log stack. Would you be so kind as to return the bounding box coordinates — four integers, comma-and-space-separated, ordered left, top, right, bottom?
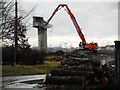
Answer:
44, 50, 114, 89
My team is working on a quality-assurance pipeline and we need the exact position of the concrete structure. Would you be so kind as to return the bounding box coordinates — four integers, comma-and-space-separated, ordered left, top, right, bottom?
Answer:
33, 17, 48, 53
114, 41, 120, 84
38, 27, 47, 53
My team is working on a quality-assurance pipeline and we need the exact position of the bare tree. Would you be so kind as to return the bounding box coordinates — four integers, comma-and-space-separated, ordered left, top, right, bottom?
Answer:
0, 0, 14, 46
0, 0, 35, 49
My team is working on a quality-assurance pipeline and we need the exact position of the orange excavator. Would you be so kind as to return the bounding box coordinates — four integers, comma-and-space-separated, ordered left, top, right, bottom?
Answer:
46, 4, 98, 51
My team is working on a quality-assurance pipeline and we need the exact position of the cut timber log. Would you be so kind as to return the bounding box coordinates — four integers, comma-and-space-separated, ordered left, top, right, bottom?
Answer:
69, 57, 89, 61
50, 69, 94, 76
61, 59, 91, 66
44, 75, 82, 84
64, 66, 93, 71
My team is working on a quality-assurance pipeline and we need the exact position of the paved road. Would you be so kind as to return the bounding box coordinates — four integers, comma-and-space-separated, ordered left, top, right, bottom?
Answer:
1, 75, 46, 89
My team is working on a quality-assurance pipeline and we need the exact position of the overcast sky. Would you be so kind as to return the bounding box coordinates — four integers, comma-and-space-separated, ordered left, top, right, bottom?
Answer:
20, 1, 118, 48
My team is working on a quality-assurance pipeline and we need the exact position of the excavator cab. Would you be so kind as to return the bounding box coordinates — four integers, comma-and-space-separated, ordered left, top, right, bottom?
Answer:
79, 42, 98, 53
79, 42, 86, 48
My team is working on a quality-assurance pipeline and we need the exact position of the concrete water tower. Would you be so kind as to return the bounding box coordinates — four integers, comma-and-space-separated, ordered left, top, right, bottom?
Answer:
33, 17, 48, 53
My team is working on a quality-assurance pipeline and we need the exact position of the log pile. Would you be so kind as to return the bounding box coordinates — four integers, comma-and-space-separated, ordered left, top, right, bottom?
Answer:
44, 50, 114, 89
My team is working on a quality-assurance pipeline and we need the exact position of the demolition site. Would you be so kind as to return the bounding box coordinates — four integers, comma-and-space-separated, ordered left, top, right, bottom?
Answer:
31, 4, 120, 90
2, 3, 120, 90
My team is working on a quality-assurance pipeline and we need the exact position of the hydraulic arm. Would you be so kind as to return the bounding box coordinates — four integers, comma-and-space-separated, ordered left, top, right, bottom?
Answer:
47, 4, 98, 50
47, 4, 86, 43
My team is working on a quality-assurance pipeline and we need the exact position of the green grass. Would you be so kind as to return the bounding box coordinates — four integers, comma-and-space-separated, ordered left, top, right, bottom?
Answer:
2, 61, 60, 76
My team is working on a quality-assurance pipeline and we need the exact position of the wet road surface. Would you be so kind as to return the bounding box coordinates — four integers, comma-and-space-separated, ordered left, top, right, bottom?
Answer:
2, 75, 46, 89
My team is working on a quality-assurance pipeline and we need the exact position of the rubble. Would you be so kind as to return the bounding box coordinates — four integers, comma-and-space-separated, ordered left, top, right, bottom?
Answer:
44, 49, 115, 89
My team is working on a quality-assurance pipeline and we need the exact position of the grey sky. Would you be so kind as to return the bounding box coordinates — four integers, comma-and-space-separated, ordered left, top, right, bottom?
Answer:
20, 1, 118, 47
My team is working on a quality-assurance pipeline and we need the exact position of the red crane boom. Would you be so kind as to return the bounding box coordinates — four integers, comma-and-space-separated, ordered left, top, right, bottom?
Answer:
47, 4, 98, 50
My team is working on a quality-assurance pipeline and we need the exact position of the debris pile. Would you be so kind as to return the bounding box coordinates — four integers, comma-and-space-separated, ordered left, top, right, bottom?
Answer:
44, 50, 114, 89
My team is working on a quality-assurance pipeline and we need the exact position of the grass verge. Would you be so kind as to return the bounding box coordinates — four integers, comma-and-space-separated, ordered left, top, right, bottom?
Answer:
2, 61, 60, 76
